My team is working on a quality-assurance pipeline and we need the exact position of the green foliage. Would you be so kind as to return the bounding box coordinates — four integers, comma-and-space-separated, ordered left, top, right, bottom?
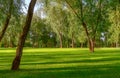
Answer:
1, 15, 25, 47
47, 3, 67, 35
1, 0, 120, 48
67, 11, 86, 43
108, 6, 120, 44
0, 0, 25, 47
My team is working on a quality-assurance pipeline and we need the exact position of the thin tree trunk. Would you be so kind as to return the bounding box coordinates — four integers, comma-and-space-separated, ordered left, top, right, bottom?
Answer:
72, 38, 74, 48
72, 33, 74, 48
0, 0, 13, 42
11, 0, 37, 70
59, 32, 63, 48
80, 43, 83, 48
116, 42, 118, 48
9, 40, 14, 48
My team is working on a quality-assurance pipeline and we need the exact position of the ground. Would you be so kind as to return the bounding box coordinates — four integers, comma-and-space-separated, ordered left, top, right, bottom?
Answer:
0, 48, 120, 78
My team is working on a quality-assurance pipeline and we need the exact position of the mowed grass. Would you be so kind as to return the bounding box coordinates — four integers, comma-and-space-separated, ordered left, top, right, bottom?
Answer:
0, 48, 120, 78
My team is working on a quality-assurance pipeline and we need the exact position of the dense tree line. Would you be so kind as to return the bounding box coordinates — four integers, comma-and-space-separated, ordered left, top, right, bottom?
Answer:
1, 0, 120, 49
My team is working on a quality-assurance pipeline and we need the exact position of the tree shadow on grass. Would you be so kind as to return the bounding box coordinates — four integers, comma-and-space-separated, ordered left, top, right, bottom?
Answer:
1, 49, 120, 78
0, 65, 120, 78
20, 57, 120, 66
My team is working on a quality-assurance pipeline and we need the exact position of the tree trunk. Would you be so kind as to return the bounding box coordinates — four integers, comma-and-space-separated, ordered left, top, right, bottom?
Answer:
72, 38, 74, 48
82, 22, 94, 52
0, 0, 13, 42
80, 43, 83, 48
80, 0, 94, 52
115, 42, 118, 48
9, 40, 14, 48
88, 39, 94, 52
11, 0, 37, 70
72, 33, 74, 48
59, 32, 63, 48
65, 0, 94, 52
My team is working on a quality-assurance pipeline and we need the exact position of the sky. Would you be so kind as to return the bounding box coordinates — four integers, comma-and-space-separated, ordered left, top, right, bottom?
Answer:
23, 0, 38, 13
22, 0, 45, 18
22, 0, 30, 13
25, 0, 30, 4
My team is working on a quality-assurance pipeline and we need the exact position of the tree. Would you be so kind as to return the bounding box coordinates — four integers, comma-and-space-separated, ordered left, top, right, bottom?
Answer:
46, 1, 68, 48
67, 11, 86, 48
0, 0, 24, 42
64, 0, 108, 52
108, 3, 120, 47
0, 0, 13, 42
11, 0, 37, 70
29, 15, 50, 47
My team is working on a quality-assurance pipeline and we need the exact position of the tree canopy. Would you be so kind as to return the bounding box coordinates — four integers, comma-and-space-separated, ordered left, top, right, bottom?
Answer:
0, 0, 120, 49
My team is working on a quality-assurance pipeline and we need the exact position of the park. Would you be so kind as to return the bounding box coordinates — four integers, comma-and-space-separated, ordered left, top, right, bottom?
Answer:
0, 0, 120, 78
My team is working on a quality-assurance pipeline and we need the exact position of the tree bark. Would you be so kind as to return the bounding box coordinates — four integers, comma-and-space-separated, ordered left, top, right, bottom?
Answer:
82, 22, 94, 52
11, 0, 37, 70
0, 0, 13, 42
88, 39, 95, 52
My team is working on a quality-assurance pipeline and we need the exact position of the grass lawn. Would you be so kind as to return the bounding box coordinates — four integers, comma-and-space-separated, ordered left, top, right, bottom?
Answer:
0, 48, 120, 78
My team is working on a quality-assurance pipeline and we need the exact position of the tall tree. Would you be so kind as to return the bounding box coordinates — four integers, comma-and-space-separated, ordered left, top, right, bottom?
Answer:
46, 1, 68, 48
11, 0, 37, 70
67, 11, 86, 48
64, 0, 107, 52
0, 0, 13, 42
108, 1, 120, 47
0, 0, 24, 42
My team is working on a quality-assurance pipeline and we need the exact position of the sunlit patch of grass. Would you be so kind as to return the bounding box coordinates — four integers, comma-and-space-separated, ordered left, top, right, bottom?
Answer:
95, 47, 120, 51
0, 48, 120, 78
23, 48, 89, 52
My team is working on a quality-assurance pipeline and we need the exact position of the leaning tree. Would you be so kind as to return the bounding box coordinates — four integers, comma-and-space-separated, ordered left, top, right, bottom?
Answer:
11, 0, 37, 70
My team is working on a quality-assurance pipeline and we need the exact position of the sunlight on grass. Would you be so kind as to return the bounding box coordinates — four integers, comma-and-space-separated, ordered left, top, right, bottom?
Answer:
0, 48, 120, 78
0, 50, 15, 53
23, 48, 89, 52
95, 48, 120, 51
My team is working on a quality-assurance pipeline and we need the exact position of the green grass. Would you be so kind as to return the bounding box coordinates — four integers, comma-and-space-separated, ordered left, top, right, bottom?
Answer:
0, 48, 120, 78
